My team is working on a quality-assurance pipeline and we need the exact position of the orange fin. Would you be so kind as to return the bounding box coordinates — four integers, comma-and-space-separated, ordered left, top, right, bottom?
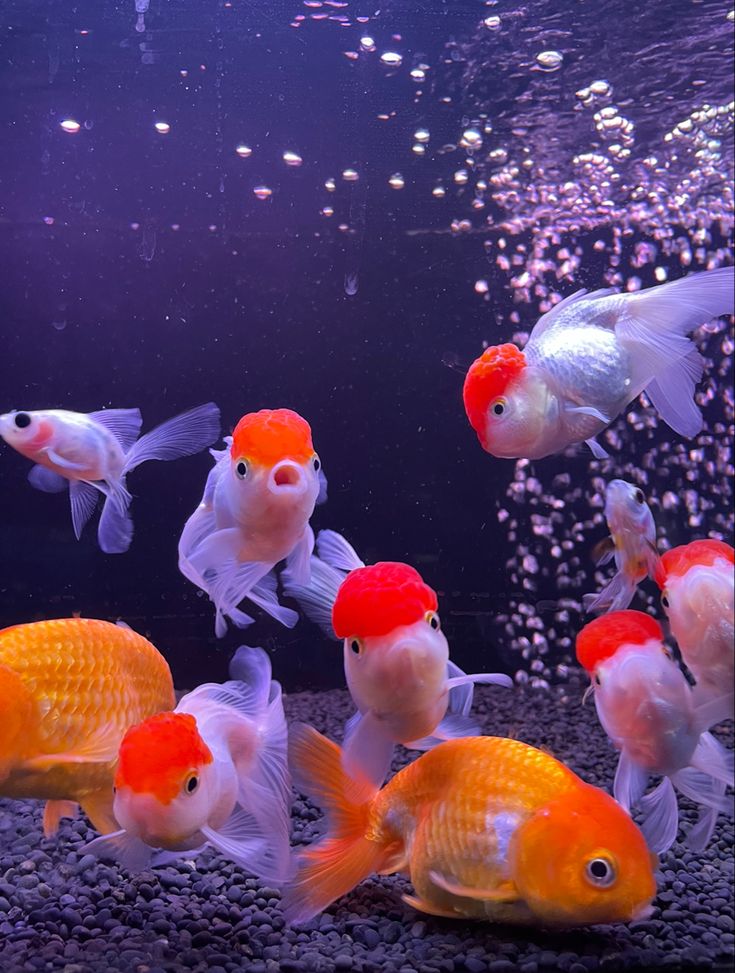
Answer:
43, 800, 79, 837
280, 723, 388, 925
429, 870, 520, 903
79, 790, 118, 835
401, 893, 461, 918
24, 723, 121, 770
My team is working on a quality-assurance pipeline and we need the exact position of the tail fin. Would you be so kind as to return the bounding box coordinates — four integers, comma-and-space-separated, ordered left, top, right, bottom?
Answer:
619, 266, 734, 437
97, 482, 134, 554
281, 723, 384, 924
316, 529, 365, 572
282, 555, 343, 639
123, 402, 221, 474
583, 570, 638, 614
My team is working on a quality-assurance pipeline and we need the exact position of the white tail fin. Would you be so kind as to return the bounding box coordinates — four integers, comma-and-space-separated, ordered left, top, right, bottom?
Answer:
123, 402, 220, 474
282, 555, 344, 639
316, 529, 365, 572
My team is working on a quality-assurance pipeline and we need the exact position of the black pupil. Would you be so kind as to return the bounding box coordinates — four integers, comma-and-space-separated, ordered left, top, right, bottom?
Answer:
237, 462, 247, 477
350, 640, 360, 654
14, 412, 31, 428
635, 491, 644, 504
430, 615, 439, 629
662, 596, 669, 608
493, 402, 504, 416
590, 859, 609, 879
313, 457, 320, 470
187, 776, 198, 793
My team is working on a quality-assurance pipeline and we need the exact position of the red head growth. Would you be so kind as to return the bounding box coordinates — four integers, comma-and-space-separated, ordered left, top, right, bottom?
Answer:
462, 344, 526, 449
231, 409, 314, 467
576, 610, 664, 673
654, 539, 734, 589
332, 562, 438, 639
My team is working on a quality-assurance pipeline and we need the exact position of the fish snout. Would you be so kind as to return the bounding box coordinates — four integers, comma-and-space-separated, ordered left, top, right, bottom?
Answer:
268, 460, 307, 495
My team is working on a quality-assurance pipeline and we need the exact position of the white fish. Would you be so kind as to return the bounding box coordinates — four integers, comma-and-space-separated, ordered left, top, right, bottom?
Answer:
0, 403, 220, 553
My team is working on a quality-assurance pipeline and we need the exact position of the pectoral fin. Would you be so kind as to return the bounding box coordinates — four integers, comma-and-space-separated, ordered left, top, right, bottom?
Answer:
429, 870, 520, 903
82, 829, 154, 871
43, 448, 87, 471
42, 799, 79, 837
401, 893, 462, 918
79, 790, 119, 836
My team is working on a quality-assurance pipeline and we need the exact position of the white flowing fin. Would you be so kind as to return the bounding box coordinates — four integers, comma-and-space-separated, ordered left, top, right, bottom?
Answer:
566, 404, 613, 424
317, 469, 328, 505
87, 408, 143, 451
286, 526, 316, 586
246, 570, 299, 628
645, 350, 705, 437
178, 504, 218, 572
97, 485, 133, 554
585, 437, 610, 460
618, 266, 734, 431
638, 776, 679, 854
685, 781, 727, 852
688, 731, 734, 788
447, 660, 473, 716
342, 710, 395, 788
82, 830, 155, 872
446, 670, 513, 694
612, 751, 649, 812
406, 713, 480, 751
28, 465, 67, 493
671, 765, 733, 817
583, 572, 638, 615
44, 448, 86, 471
528, 286, 618, 341
225, 607, 256, 630
281, 555, 342, 639
315, 529, 365, 572
693, 693, 735, 734
69, 481, 101, 540
123, 402, 220, 474
201, 804, 289, 884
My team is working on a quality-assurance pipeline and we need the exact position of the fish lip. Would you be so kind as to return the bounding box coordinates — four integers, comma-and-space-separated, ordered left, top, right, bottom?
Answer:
267, 460, 306, 494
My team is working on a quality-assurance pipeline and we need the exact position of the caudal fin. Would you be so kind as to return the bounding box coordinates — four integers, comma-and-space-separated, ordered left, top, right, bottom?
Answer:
281, 555, 344, 639
123, 402, 221, 474
619, 266, 734, 437
281, 723, 385, 924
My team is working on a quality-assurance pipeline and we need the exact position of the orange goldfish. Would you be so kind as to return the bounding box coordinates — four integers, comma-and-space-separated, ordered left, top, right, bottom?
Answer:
655, 539, 734, 708
463, 267, 734, 460
83, 647, 290, 881
283, 725, 657, 926
283, 529, 511, 787
0, 403, 220, 553
0, 618, 175, 837
576, 610, 734, 854
178, 409, 326, 637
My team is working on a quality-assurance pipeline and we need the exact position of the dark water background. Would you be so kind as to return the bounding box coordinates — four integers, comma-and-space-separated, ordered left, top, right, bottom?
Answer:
0, 0, 732, 692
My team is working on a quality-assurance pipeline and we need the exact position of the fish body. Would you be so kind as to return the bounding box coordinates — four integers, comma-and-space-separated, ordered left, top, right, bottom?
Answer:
178, 409, 325, 637
283, 726, 657, 927
84, 646, 291, 882
584, 480, 660, 613
463, 267, 734, 459
0, 403, 221, 553
0, 618, 175, 837
576, 610, 734, 854
655, 540, 734, 705
283, 530, 511, 786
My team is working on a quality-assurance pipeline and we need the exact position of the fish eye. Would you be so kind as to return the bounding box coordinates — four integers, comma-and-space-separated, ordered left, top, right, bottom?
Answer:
491, 398, 507, 417
235, 459, 248, 479
349, 638, 362, 656
585, 855, 616, 888
661, 593, 669, 610
634, 490, 645, 505
426, 611, 441, 631
594, 673, 601, 686
313, 455, 321, 471
14, 412, 31, 429
184, 773, 199, 795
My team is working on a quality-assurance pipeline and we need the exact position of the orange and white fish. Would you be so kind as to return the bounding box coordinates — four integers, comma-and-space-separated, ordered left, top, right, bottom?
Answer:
654, 539, 734, 708
463, 267, 734, 460
0, 618, 174, 837
0, 403, 220, 553
178, 409, 326, 637
283, 529, 512, 786
583, 480, 660, 614
282, 725, 657, 926
576, 610, 734, 854
84, 646, 291, 881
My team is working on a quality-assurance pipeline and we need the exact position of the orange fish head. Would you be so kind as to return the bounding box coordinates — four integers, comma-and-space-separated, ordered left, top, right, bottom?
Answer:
462, 346, 555, 459
0, 665, 36, 781
511, 784, 657, 926
113, 712, 216, 847
229, 409, 322, 506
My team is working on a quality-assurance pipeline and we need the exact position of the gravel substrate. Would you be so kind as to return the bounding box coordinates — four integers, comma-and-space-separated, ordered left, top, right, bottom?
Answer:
0, 677, 732, 973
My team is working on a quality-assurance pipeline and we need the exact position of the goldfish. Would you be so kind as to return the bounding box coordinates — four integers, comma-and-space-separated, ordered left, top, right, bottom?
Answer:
283, 529, 512, 786
0, 618, 174, 837
283, 725, 657, 926
583, 480, 660, 614
0, 403, 220, 553
83, 646, 291, 881
178, 409, 326, 637
576, 610, 734, 854
655, 539, 734, 709
462, 266, 734, 460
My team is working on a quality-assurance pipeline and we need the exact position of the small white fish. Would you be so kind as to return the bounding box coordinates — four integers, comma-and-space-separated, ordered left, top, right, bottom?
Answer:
583, 480, 660, 613
0, 404, 220, 553
83, 646, 291, 882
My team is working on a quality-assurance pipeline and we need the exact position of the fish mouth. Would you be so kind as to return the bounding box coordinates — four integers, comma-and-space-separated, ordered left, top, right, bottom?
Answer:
268, 461, 306, 493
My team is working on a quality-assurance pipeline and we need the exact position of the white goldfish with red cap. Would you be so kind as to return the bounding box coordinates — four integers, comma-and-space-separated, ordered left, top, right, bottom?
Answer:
84, 646, 291, 881
178, 408, 327, 636
463, 266, 734, 460
576, 610, 734, 854
655, 539, 734, 709
283, 530, 511, 786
